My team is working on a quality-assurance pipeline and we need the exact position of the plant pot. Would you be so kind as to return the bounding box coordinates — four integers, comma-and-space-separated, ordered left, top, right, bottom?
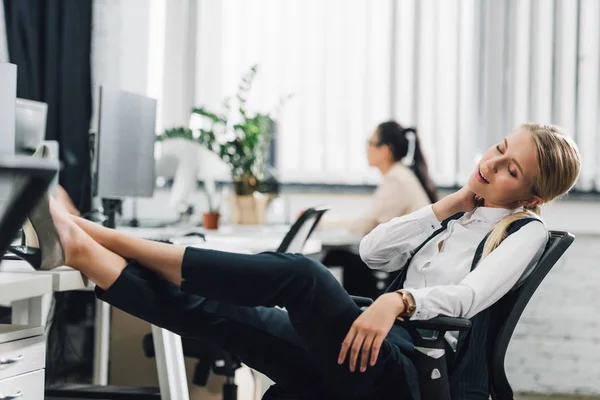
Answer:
233, 175, 258, 196
203, 212, 221, 230
228, 192, 276, 225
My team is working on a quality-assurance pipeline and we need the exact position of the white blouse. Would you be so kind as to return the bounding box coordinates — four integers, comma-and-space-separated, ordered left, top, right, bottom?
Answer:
359, 205, 549, 349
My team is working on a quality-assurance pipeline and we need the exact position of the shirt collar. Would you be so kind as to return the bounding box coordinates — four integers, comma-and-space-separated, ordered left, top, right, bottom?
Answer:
464, 206, 517, 225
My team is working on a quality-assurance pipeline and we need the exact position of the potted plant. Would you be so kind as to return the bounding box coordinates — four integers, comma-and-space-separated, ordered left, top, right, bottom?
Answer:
202, 177, 222, 230
158, 65, 284, 224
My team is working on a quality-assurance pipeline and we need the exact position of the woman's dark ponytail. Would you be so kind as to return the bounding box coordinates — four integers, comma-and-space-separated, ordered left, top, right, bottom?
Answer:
404, 128, 438, 203
376, 122, 438, 204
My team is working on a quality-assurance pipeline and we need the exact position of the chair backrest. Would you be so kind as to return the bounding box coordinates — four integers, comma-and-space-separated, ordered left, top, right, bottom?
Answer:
276, 206, 329, 253
489, 230, 575, 400
0, 156, 57, 258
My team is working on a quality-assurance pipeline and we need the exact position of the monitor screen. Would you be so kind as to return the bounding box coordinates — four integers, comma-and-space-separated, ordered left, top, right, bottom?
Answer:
95, 86, 157, 199
0, 63, 16, 156
15, 98, 48, 154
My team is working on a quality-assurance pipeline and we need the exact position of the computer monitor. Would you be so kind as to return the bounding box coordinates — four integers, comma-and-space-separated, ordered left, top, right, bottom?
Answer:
15, 98, 48, 154
0, 63, 16, 156
94, 86, 157, 199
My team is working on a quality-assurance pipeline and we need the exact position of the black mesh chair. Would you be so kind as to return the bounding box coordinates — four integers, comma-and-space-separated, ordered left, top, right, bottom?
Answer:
0, 157, 57, 258
142, 206, 329, 400
263, 230, 575, 400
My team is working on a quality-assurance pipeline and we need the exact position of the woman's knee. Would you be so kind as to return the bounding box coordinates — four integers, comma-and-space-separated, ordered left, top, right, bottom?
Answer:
288, 256, 331, 283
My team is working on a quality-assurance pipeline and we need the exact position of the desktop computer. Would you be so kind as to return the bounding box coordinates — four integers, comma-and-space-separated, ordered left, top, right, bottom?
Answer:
94, 86, 157, 200
93, 86, 157, 228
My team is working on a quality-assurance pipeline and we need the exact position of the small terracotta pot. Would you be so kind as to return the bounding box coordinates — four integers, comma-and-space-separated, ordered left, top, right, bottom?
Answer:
203, 212, 221, 230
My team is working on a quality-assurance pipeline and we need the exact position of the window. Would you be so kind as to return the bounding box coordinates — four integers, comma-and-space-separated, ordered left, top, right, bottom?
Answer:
94, 0, 600, 190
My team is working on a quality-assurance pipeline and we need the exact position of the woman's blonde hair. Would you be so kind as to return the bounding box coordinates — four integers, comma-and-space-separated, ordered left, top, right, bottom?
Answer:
481, 123, 581, 259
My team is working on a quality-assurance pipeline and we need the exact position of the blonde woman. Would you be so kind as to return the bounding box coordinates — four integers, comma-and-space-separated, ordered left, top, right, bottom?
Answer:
12, 124, 581, 399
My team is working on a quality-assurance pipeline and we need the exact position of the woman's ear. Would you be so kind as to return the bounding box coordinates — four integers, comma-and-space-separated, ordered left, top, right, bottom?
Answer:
520, 195, 543, 209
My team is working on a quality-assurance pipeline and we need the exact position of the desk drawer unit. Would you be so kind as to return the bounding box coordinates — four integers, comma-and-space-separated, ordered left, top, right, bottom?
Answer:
0, 336, 45, 381
0, 369, 44, 399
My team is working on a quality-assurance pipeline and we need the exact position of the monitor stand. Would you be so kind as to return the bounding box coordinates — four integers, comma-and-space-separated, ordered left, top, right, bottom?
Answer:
101, 198, 122, 229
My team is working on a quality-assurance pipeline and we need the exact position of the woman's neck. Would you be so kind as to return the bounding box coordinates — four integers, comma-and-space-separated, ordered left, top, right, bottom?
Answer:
377, 161, 396, 176
481, 199, 519, 209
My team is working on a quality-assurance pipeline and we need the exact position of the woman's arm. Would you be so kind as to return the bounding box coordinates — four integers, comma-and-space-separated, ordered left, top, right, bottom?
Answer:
404, 221, 549, 320
358, 205, 442, 272
359, 186, 479, 272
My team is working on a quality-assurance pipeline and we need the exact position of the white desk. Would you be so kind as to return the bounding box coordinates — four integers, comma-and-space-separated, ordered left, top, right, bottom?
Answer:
117, 224, 359, 251
198, 225, 362, 250
0, 261, 91, 292
0, 261, 102, 384
0, 272, 53, 305
0, 271, 53, 372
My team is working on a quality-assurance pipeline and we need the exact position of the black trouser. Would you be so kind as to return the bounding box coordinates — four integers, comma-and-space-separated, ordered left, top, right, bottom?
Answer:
95, 248, 419, 399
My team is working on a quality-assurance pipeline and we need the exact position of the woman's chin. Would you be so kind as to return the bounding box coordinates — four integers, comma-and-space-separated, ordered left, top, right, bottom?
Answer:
466, 181, 486, 200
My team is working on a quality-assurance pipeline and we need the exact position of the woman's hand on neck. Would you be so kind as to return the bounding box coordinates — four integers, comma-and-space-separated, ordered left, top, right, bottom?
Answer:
432, 186, 480, 222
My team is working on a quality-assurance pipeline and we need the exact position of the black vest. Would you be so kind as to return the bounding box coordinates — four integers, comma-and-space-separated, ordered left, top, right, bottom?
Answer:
386, 212, 539, 400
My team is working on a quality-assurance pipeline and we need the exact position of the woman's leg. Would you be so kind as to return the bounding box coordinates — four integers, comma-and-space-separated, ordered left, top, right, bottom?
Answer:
69, 214, 185, 286
58, 208, 418, 398
96, 257, 418, 399
51, 203, 327, 395
50, 204, 128, 289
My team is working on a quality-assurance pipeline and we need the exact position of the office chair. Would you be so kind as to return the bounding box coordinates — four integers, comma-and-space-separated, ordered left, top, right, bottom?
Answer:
262, 230, 575, 400
142, 206, 329, 400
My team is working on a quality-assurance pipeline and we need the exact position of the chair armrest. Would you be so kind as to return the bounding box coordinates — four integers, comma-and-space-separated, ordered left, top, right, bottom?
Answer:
399, 316, 471, 332
349, 296, 470, 331
350, 295, 374, 308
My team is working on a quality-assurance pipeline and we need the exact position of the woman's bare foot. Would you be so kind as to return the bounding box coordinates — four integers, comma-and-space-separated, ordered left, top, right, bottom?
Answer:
49, 196, 86, 266
49, 196, 129, 289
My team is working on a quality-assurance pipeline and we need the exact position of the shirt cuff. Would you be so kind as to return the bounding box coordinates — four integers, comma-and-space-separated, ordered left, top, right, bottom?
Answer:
404, 288, 436, 321
413, 205, 442, 235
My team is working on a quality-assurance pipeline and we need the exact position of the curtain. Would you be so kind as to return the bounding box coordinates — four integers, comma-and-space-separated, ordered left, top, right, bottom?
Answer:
3, 0, 93, 212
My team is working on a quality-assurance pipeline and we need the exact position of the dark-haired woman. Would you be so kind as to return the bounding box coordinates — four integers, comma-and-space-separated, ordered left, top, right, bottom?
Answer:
322, 121, 438, 297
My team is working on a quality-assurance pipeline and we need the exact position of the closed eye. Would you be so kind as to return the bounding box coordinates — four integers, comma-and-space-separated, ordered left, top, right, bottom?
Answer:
496, 145, 503, 154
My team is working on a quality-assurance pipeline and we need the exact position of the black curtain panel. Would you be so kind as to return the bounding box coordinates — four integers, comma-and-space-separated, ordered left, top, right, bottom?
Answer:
3, 0, 92, 214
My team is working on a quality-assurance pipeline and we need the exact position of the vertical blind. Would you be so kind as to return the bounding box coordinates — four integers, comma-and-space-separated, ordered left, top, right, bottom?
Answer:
94, 0, 599, 190
194, 0, 599, 190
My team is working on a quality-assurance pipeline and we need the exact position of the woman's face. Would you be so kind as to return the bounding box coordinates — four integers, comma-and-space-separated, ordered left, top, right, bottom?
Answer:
366, 130, 391, 167
468, 127, 543, 209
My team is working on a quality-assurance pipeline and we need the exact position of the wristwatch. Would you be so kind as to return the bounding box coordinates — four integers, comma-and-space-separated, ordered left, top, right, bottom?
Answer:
395, 290, 416, 317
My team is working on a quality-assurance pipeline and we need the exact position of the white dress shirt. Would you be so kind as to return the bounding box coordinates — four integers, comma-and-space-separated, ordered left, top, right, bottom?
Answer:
359, 205, 549, 349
